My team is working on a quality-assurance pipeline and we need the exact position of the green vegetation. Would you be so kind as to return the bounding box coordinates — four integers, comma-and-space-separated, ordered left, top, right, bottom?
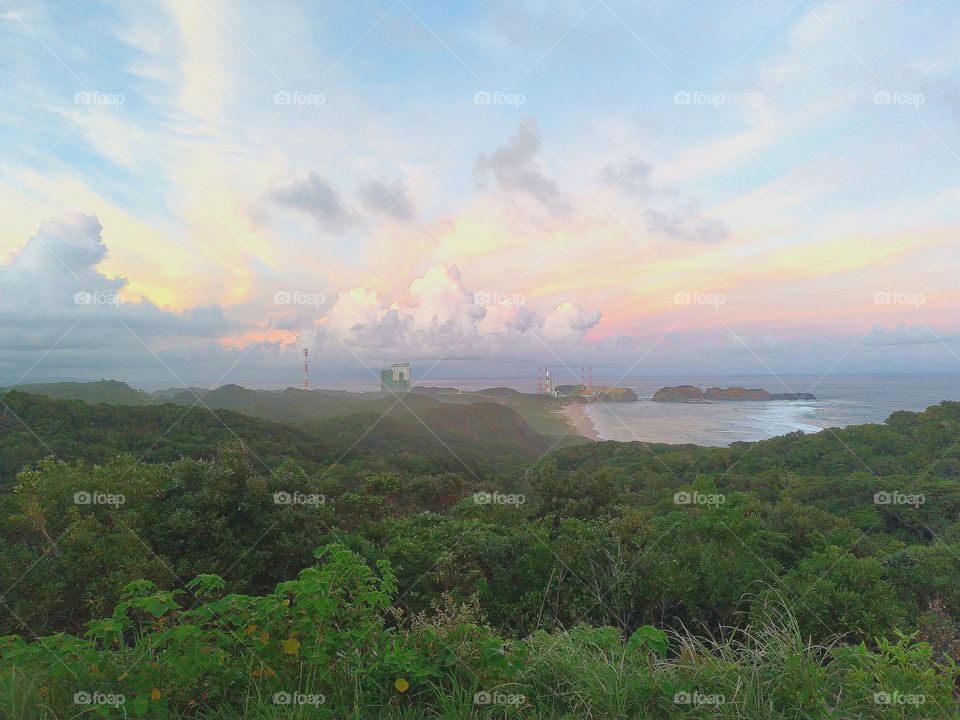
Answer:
0, 388, 958, 717
0, 389, 551, 487
5, 380, 587, 450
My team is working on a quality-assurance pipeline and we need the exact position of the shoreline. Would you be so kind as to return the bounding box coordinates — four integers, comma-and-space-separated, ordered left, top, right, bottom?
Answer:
559, 402, 600, 441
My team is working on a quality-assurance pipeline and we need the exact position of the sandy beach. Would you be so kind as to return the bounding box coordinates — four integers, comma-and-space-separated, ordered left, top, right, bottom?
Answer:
559, 402, 599, 441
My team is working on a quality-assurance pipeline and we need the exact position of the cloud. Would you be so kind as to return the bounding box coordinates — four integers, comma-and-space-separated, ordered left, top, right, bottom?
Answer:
644, 203, 729, 243
359, 180, 416, 221
542, 301, 601, 340
597, 157, 655, 199
598, 158, 728, 243
474, 118, 569, 215
312, 263, 601, 361
270, 173, 356, 232
0, 214, 236, 381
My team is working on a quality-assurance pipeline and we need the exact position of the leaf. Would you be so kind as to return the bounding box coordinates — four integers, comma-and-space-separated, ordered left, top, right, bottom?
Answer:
395, 678, 410, 693
130, 696, 149, 717
281, 637, 301, 655
628, 625, 669, 658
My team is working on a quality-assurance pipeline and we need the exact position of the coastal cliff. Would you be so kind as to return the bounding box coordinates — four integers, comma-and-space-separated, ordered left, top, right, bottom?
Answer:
653, 385, 815, 402
651, 385, 705, 402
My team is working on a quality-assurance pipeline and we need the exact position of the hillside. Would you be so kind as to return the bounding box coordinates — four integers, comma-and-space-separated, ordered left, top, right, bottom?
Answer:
0, 389, 551, 485
15, 379, 157, 406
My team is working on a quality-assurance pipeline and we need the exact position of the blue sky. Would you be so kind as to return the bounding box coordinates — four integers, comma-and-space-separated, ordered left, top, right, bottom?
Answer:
0, 0, 958, 386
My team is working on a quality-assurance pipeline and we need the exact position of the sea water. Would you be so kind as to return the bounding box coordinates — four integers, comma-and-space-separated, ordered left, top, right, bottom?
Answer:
582, 374, 960, 446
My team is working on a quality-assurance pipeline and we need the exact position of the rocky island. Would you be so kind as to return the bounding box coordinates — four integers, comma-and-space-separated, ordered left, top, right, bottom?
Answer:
652, 385, 815, 402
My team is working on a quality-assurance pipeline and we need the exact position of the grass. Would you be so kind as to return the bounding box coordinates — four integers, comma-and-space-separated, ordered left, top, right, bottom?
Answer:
5, 599, 953, 719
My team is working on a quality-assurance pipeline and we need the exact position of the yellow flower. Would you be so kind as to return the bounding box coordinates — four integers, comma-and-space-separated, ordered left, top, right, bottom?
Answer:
281, 637, 301, 655
395, 678, 410, 693
150, 688, 161, 701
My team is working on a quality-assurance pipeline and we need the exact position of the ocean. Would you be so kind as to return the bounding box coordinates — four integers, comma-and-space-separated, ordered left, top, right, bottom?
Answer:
580, 374, 960, 446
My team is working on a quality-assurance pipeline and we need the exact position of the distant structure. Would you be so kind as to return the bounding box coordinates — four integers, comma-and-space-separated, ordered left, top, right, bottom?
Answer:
380, 362, 411, 393
537, 367, 556, 396
578, 365, 595, 398
294, 333, 310, 389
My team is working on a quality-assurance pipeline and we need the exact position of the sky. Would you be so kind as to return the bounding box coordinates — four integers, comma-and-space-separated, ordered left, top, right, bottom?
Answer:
0, 0, 958, 388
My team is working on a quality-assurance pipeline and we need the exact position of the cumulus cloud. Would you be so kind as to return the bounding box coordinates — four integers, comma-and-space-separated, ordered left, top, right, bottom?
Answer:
0, 214, 236, 381
542, 301, 602, 340
312, 263, 600, 361
474, 118, 569, 215
270, 173, 356, 232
